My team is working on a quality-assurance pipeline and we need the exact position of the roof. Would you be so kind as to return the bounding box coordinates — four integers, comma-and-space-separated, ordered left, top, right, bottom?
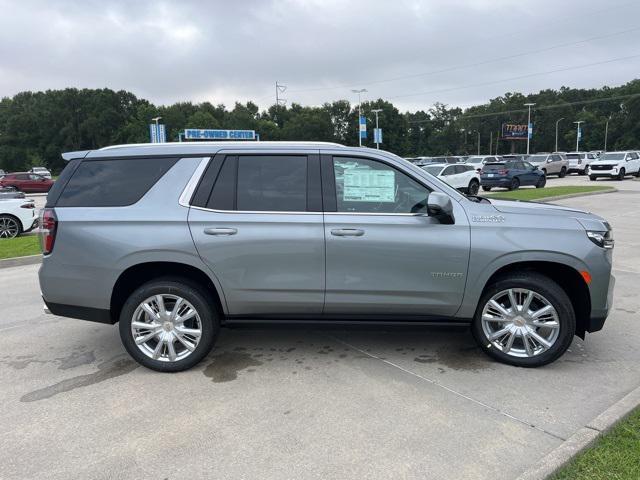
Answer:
62, 141, 349, 161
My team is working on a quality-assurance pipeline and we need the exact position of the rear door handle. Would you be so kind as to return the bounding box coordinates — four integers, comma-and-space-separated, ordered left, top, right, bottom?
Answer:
331, 228, 364, 237
204, 227, 237, 236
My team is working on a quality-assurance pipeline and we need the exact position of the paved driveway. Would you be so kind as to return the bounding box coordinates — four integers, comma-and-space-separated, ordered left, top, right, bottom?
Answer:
2, 178, 639, 479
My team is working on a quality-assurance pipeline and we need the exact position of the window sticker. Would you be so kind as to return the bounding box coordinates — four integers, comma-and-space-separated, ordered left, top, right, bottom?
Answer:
343, 168, 395, 202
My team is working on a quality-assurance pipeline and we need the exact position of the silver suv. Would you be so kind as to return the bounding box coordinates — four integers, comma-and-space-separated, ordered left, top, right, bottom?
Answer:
39, 142, 615, 372
525, 153, 569, 177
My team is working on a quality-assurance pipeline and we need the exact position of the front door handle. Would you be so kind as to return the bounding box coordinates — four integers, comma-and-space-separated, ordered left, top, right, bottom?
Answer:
204, 227, 237, 236
331, 228, 364, 237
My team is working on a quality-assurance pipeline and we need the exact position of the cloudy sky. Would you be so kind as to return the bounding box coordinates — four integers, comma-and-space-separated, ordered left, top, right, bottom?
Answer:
1, 0, 639, 112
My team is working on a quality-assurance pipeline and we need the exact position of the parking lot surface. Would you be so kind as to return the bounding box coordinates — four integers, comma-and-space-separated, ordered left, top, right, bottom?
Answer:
3, 176, 639, 479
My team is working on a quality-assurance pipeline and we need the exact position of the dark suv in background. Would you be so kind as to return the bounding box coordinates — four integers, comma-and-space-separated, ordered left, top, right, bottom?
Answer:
480, 160, 546, 191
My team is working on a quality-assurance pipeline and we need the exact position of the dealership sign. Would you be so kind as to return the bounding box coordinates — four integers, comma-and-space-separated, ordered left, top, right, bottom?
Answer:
184, 129, 256, 140
501, 123, 529, 140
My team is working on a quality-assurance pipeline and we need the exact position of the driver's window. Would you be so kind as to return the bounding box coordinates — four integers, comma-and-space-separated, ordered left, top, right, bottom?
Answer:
333, 157, 431, 214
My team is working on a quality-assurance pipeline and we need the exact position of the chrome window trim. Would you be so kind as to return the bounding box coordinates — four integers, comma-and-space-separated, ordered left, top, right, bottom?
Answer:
190, 205, 427, 217
178, 157, 211, 207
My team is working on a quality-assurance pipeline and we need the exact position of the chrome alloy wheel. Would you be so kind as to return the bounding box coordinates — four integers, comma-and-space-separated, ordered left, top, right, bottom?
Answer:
480, 288, 560, 358
131, 294, 202, 362
0, 216, 19, 238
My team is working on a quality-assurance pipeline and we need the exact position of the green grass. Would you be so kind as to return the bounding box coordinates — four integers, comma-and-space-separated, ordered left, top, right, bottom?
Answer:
551, 407, 640, 480
0, 235, 41, 260
485, 185, 614, 201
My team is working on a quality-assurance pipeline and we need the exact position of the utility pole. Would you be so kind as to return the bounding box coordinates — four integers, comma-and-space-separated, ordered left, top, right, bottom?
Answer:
555, 118, 564, 152
476, 131, 481, 155
371, 109, 383, 149
460, 128, 467, 152
495, 131, 500, 155
489, 131, 493, 155
574, 121, 585, 152
604, 116, 611, 152
351, 89, 367, 147
524, 103, 535, 155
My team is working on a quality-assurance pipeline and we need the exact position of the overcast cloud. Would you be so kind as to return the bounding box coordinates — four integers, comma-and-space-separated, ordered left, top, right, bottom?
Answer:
1, 0, 639, 112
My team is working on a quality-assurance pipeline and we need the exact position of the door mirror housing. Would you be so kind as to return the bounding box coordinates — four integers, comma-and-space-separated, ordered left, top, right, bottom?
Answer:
427, 192, 454, 224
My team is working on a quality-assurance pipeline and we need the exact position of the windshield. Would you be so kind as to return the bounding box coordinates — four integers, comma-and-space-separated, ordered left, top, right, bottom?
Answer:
422, 165, 444, 176
466, 156, 484, 164
600, 153, 625, 161
526, 155, 547, 163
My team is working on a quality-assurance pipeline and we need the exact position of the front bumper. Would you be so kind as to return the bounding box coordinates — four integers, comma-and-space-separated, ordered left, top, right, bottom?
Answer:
588, 274, 615, 332
24, 218, 39, 233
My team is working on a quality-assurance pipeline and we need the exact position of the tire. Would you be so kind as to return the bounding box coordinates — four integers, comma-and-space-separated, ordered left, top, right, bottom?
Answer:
635, 168, 640, 178
119, 277, 219, 372
467, 179, 480, 195
482, 186, 492, 192
0, 214, 22, 238
559, 167, 567, 178
509, 177, 520, 191
617, 168, 625, 181
579, 169, 587, 176
541, 168, 547, 177
589, 175, 597, 181
535, 176, 546, 189
471, 272, 576, 367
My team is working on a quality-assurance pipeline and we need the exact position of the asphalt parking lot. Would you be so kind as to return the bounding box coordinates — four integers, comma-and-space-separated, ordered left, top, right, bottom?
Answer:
2, 175, 639, 479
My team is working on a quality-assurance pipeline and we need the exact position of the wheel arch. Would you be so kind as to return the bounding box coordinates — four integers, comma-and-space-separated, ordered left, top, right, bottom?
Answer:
478, 261, 591, 338
110, 261, 227, 324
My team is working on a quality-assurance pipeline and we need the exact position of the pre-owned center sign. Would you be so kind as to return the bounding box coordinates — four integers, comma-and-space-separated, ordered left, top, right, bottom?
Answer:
501, 123, 529, 140
184, 129, 256, 140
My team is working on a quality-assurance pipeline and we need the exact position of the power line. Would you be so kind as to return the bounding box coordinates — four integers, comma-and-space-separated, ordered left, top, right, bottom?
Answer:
407, 92, 640, 124
389, 53, 640, 100
287, 23, 640, 95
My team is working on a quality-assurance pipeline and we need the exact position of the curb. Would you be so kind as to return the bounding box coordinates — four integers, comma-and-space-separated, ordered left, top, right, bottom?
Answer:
538, 188, 617, 203
516, 384, 640, 480
0, 254, 42, 269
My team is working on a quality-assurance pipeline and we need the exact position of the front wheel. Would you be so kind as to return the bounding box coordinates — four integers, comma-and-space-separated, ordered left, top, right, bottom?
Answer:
535, 176, 546, 189
482, 186, 492, 192
617, 168, 625, 181
635, 168, 640, 178
559, 167, 567, 178
589, 175, 597, 181
467, 179, 480, 195
509, 177, 520, 191
472, 272, 575, 367
119, 278, 219, 372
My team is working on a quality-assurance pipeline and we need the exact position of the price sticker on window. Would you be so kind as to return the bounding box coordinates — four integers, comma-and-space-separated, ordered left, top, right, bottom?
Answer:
343, 169, 395, 202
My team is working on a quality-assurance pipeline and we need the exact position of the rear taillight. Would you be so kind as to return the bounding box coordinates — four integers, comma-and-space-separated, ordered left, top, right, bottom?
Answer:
20, 203, 35, 209
498, 169, 509, 174
40, 208, 57, 255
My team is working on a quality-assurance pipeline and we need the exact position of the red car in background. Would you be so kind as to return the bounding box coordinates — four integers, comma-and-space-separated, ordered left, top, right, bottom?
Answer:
0, 172, 54, 193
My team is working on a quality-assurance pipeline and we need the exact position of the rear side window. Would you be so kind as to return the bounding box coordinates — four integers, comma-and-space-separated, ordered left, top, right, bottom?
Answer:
237, 156, 307, 211
56, 157, 177, 207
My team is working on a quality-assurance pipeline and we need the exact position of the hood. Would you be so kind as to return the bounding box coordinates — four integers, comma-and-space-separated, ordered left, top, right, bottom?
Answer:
490, 198, 589, 216
488, 198, 608, 229
590, 159, 620, 165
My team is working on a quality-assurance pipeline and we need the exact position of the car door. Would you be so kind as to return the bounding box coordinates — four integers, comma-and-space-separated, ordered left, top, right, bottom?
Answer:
627, 152, 640, 173
29, 174, 45, 192
13, 174, 30, 192
520, 162, 538, 185
321, 153, 470, 317
188, 152, 325, 316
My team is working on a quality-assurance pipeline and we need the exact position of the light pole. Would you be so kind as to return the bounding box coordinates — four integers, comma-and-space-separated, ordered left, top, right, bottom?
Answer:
524, 103, 535, 155
604, 116, 611, 152
351, 89, 367, 146
574, 121, 585, 152
473, 131, 480, 155
371, 108, 383, 149
152, 116, 162, 126
555, 118, 564, 152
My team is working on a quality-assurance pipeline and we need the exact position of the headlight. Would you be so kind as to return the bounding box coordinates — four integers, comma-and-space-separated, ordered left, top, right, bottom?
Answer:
587, 230, 614, 249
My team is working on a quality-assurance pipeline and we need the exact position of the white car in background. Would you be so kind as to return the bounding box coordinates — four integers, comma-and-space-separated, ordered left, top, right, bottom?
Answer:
565, 151, 598, 175
421, 163, 481, 195
29, 166, 52, 179
464, 155, 501, 172
588, 151, 640, 181
0, 198, 38, 238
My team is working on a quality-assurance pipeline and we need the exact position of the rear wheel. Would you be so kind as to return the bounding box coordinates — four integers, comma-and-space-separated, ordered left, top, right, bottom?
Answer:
467, 179, 480, 195
472, 272, 575, 367
635, 168, 640, 178
535, 176, 546, 189
617, 168, 625, 181
0, 214, 21, 238
482, 186, 492, 192
579, 169, 587, 176
119, 278, 219, 372
509, 177, 520, 191
559, 167, 567, 178
589, 175, 597, 181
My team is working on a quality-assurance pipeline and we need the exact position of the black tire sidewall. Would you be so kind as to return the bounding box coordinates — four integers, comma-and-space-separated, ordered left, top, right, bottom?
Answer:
471, 273, 576, 367
119, 279, 219, 372
0, 214, 22, 238
468, 180, 479, 195
511, 178, 520, 190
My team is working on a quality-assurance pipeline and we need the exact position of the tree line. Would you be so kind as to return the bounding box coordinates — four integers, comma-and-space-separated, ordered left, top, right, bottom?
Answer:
1, 79, 639, 174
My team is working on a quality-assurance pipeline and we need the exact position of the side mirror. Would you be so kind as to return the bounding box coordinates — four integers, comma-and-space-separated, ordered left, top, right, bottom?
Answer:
532, 165, 538, 170
547, 159, 553, 163
427, 192, 454, 224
